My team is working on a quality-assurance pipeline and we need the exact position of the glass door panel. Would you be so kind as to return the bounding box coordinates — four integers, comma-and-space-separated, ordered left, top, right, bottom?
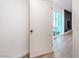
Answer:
53, 12, 62, 36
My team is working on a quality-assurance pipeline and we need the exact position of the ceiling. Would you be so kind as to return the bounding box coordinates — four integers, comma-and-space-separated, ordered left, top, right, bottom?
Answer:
50, 0, 72, 12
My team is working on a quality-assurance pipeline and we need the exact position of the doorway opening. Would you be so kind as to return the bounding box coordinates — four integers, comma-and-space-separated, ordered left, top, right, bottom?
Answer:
53, 11, 63, 38
52, 4, 72, 58
53, 5, 64, 38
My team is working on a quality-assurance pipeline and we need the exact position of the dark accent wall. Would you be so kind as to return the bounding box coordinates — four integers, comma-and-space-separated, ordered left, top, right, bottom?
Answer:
64, 9, 72, 32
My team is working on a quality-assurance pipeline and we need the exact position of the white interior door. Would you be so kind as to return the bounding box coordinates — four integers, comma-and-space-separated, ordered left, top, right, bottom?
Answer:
30, 0, 53, 57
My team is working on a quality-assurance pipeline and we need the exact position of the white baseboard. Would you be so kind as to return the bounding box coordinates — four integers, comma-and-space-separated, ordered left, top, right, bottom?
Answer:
63, 30, 72, 35
32, 51, 53, 58
14, 50, 28, 58
53, 33, 63, 39
53, 30, 72, 39
0, 50, 28, 58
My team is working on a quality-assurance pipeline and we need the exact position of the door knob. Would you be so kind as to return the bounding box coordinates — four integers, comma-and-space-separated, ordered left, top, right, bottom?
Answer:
30, 30, 33, 34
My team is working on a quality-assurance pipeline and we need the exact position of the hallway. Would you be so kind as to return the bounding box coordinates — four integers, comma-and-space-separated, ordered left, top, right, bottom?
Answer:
53, 31, 72, 58
38, 31, 72, 58
0, 0, 74, 58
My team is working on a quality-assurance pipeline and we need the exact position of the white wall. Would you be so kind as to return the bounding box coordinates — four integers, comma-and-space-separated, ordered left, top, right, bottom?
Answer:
0, 0, 28, 57
30, 0, 53, 57
50, 0, 72, 12
72, 0, 79, 57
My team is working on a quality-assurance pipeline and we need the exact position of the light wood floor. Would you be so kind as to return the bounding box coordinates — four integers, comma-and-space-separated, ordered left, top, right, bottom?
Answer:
53, 32, 72, 58
38, 31, 72, 58
23, 31, 72, 58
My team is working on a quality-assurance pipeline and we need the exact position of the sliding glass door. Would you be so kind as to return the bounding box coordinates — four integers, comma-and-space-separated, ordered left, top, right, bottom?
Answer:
53, 11, 62, 36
